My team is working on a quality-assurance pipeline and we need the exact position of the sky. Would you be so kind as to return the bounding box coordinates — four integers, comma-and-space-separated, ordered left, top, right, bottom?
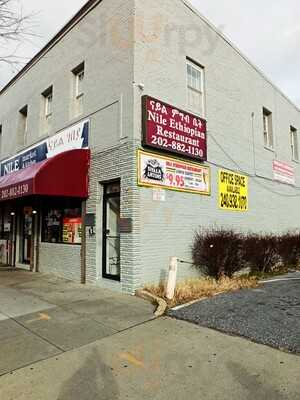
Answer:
0, 0, 299, 106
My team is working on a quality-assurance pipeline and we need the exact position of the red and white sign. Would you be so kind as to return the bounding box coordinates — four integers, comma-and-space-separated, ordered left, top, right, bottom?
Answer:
142, 96, 207, 161
273, 160, 295, 185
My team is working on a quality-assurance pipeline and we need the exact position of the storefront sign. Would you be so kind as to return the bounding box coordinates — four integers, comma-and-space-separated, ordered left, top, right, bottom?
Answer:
138, 150, 210, 195
0, 182, 32, 201
142, 96, 207, 161
1, 119, 89, 176
219, 169, 248, 212
273, 160, 295, 185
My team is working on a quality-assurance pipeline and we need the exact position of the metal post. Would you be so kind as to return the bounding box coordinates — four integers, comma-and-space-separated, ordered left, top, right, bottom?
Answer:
35, 208, 40, 273
80, 200, 87, 284
30, 212, 35, 272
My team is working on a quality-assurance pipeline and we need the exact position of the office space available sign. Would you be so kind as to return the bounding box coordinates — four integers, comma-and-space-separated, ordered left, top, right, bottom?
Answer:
142, 96, 207, 161
273, 160, 295, 185
138, 150, 210, 195
219, 169, 248, 211
0, 119, 89, 176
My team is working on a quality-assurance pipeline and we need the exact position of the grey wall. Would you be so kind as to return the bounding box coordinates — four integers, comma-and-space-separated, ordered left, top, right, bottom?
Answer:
0, 0, 135, 159
133, 0, 300, 286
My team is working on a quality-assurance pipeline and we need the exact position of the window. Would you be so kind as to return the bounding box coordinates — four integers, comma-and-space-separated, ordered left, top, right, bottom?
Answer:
75, 70, 84, 98
291, 126, 299, 161
45, 93, 53, 118
72, 62, 85, 117
19, 105, 28, 144
42, 86, 53, 119
42, 86, 53, 133
187, 59, 205, 116
0, 124, 2, 155
263, 108, 274, 149
42, 199, 82, 244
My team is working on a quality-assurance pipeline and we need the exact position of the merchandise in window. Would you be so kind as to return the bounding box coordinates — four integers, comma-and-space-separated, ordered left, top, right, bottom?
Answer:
42, 201, 82, 245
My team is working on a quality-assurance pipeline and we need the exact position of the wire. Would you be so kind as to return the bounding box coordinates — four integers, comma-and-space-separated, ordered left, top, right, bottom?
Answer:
207, 130, 300, 197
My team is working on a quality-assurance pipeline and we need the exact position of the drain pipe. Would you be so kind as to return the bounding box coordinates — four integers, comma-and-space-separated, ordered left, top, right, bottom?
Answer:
166, 257, 178, 300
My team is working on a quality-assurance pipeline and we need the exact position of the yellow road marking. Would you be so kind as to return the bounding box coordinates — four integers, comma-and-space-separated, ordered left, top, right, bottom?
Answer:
119, 352, 144, 368
27, 313, 51, 323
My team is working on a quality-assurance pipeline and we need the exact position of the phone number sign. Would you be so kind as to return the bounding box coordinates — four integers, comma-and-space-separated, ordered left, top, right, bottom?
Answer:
142, 96, 207, 161
219, 170, 248, 212
138, 150, 210, 195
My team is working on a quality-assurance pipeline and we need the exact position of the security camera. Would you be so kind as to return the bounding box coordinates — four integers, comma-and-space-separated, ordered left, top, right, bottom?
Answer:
137, 83, 145, 91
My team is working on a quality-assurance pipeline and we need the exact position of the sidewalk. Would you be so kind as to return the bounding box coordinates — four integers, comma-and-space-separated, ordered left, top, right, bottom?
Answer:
0, 317, 299, 400
0, 270, 155, 375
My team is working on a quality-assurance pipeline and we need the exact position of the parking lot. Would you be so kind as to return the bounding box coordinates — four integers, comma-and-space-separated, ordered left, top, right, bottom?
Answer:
169, 272, 300, 353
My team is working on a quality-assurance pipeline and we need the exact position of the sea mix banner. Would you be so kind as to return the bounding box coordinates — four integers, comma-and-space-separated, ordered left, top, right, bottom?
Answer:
138, 150, 210, 195
0, 119, 89, 176
219, 169, 248, 212
142, 96, 207, 161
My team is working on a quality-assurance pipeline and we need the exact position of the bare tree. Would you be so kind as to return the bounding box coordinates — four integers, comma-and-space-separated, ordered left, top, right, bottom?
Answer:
0, 0, 36, 68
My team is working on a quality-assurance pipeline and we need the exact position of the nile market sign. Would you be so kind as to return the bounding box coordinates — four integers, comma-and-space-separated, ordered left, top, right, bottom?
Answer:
142, 96, 207, 161
0, 119, 89, 176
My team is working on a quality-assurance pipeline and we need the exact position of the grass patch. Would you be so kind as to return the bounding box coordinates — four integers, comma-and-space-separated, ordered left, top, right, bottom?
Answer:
144, 276, 258, 308
241, 265, 300, 280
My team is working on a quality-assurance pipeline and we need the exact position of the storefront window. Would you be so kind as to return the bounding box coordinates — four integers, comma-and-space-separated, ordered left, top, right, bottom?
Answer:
42, 200, 82, 244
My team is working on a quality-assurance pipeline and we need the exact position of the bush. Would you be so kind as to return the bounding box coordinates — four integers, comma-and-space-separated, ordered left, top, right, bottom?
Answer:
192, 228, 245, 280
277, 232, 300, 268
241, 233, 280, 273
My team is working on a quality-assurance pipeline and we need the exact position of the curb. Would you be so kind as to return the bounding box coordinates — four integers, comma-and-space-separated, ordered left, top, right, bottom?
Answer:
135, 289, 168, 317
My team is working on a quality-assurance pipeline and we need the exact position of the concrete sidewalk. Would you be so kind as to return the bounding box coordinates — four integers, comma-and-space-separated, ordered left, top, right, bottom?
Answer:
0, 270, 155, 376
0, 317, 299, 400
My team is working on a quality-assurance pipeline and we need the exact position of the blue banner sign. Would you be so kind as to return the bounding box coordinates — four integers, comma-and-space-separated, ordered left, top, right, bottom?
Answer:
1, 119, 89, 176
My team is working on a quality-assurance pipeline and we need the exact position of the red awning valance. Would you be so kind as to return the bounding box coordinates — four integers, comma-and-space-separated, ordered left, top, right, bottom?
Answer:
0, 149, 90, 202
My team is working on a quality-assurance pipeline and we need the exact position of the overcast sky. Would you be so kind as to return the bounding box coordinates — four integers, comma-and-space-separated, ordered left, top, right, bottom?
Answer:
0, 0, 299, 106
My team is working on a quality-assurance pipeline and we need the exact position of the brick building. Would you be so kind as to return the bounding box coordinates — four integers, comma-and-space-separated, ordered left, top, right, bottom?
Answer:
0, 0, 299, 293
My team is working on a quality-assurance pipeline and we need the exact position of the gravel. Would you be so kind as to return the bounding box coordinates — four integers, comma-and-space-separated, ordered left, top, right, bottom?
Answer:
168, 272, 300, 353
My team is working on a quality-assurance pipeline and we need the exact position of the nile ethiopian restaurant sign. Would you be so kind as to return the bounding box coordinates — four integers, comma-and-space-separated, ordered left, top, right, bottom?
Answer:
142, 96, 207, 161
0, 119, 89, 176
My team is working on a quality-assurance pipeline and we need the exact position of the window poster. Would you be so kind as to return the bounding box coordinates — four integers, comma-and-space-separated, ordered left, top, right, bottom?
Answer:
138, 150, 210, 195
63, 217, 82, 244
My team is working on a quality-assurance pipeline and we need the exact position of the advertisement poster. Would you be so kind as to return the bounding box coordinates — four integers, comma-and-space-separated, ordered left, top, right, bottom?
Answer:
63, 218, 82, 244
0, 119, 89, 176
273, 160, 295, 186
138, 150, 210, 195
219, 169, 248, 212
142, 96, 207, 161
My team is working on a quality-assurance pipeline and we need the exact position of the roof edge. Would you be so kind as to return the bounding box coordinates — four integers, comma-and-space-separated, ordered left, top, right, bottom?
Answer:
181, 0, 300, 113
0, 0, 102, 96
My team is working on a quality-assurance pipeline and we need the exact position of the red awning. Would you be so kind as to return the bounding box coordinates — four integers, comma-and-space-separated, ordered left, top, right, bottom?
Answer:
0, 149, 90, 202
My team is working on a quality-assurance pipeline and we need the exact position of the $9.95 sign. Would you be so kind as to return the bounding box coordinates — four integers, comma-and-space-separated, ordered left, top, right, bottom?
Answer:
138, 150, 210, 195
219, 169, 248, 212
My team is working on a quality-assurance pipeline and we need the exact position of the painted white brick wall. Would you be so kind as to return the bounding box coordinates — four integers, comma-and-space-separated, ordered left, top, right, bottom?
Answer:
1, 0, 300, 291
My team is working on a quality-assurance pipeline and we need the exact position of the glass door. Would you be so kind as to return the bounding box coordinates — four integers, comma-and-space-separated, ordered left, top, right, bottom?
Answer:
22, 212, 33, 264
102, 182, 121, 281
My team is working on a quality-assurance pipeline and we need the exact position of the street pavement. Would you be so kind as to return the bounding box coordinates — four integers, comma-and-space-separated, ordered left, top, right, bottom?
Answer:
0, 269, 155, 376
0, 270, 299, 400
169, 272, 300, 353
0, 316, 299, 400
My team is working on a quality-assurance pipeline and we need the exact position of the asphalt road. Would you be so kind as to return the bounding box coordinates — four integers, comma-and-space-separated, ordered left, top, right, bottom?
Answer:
169, 272, 300, 353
